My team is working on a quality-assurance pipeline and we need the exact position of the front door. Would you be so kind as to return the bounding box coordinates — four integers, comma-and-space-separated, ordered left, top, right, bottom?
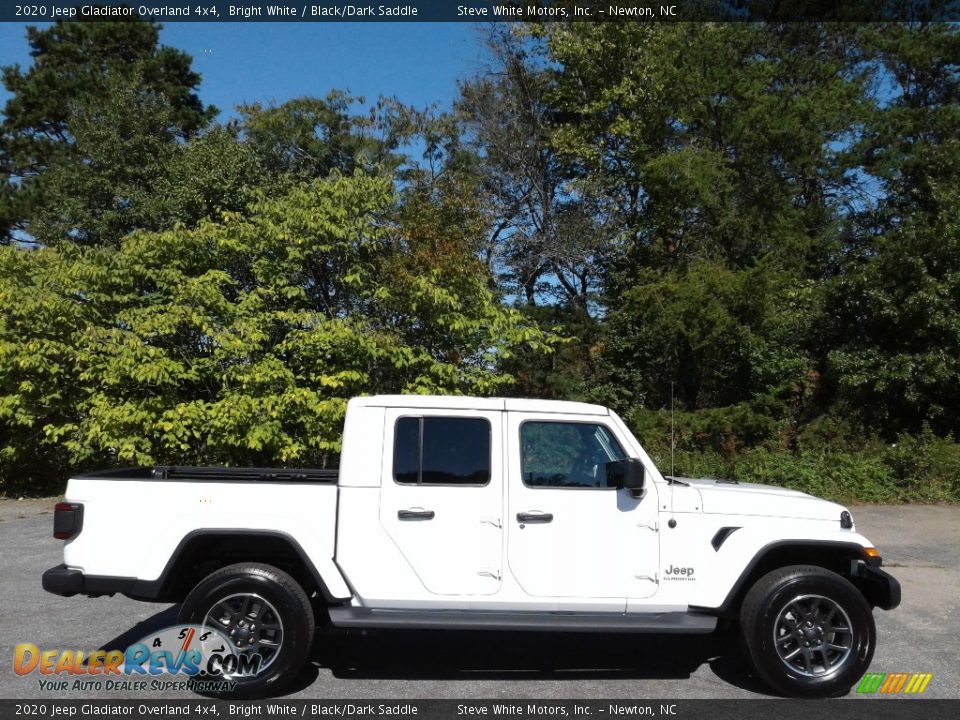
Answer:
506, 413, 660, 602
379, 408, 503, 596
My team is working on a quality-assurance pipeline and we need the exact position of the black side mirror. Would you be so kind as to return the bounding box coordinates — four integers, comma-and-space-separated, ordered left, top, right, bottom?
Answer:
606, 458, 646, 497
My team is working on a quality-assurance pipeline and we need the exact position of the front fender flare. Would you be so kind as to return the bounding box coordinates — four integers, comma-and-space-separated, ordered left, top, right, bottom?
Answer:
691, 539, 884, 616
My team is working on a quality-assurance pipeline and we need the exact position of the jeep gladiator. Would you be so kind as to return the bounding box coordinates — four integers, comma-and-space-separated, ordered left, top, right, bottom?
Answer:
43, 395, 900, 697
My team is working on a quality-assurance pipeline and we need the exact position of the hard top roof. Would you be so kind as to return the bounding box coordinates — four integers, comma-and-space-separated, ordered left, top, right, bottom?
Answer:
350, 395, 610, 416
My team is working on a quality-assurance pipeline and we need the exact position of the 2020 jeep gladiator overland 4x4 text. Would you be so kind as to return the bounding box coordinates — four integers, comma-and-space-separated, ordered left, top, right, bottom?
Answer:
43, 395, 900, 697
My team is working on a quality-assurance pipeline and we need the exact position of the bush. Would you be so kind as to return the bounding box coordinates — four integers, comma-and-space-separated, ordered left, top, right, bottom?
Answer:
626, 408, 960, 504
881, 427, 960, 502
732, 449, 898, 504
627, 396, 786, 458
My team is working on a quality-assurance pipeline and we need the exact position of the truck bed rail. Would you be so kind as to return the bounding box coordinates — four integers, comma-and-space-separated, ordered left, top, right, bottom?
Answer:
75, 466, 339, 483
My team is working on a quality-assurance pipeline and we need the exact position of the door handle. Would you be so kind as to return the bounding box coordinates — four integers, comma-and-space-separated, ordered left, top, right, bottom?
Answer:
517, 512, 553, 524
398, 509, 435, 521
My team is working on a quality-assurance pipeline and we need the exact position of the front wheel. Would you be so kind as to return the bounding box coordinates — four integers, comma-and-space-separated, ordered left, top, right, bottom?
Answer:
740, 564, 875, 697
178, 563, 315, 699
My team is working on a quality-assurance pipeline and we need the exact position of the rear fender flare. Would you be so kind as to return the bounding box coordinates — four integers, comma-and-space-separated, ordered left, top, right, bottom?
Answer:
145, 528, 352, 602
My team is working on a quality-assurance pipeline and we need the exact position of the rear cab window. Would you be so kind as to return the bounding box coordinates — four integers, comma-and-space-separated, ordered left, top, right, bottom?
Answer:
393, 416, 491, 486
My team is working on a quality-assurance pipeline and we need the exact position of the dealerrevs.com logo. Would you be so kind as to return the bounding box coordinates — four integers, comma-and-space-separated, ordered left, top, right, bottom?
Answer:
856, 672, 933, 695
13, 624, 263, 693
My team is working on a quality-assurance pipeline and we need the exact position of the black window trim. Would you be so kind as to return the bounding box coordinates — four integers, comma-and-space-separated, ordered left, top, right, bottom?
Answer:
392, 414, 493, 488
518, 419, 627, 491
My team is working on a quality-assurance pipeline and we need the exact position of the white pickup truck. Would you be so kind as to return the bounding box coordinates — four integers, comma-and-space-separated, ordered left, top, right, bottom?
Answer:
43, 395, 899, 698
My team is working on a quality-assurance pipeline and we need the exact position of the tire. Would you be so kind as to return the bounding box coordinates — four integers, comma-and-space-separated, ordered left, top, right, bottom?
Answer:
739, 564, 875, 698
178, 562, 315, 699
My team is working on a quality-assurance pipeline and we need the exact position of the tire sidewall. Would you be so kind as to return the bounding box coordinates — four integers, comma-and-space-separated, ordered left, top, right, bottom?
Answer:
178, 566, 312, 698
746, 570, 875, 697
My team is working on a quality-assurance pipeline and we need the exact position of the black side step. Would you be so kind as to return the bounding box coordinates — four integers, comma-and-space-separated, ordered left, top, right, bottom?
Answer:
327, 607, 717, 634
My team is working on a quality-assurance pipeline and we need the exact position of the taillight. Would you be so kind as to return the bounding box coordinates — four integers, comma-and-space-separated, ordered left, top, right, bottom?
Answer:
53, 502, 83, 540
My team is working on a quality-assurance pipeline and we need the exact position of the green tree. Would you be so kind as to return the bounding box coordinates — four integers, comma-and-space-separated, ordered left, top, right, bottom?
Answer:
237, 92, 412, 182
149, 125, 266, 226
0, 243, 100, 489
599, 261, 822, 412
0, 172, 553, 490
536, 23, 866, 416
0, 20, 214, 245
542, 22, 863, 272
457, 31, 606, 309
828, 23, 960, 436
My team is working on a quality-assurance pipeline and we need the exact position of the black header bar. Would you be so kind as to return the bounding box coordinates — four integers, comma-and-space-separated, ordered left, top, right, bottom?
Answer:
2, 1, 959, 23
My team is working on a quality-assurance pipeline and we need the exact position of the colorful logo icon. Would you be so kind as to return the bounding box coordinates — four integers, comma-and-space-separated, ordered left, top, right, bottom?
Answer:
856, 672, 933, 695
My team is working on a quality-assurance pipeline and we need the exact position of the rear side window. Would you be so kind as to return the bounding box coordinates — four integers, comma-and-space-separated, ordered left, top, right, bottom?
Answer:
393, 417, 491, 486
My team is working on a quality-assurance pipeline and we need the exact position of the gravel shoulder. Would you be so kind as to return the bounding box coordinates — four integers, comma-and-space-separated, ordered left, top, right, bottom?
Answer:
0, 496, 60, 523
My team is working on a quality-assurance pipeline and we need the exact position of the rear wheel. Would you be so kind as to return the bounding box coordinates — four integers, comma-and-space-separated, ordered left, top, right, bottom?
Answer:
740, 564, 875, 697
178, 563, 315, 698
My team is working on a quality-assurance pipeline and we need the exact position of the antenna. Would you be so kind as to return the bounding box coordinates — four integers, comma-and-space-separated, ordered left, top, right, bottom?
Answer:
670, 381, 675, 477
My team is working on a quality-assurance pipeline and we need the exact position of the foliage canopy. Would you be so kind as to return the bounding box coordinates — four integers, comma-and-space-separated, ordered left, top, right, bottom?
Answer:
1, 19, 958, 502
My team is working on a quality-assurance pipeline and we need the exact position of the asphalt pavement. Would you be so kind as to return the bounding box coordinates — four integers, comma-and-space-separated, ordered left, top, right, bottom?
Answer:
1, 502, 957, 701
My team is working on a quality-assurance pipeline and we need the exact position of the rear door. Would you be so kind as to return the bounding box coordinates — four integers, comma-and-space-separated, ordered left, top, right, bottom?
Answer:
379, 408, 503, 596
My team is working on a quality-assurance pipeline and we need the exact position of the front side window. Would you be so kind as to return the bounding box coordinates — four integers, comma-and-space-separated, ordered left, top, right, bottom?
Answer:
393, 416, 491, 485
521, 422, 626, 488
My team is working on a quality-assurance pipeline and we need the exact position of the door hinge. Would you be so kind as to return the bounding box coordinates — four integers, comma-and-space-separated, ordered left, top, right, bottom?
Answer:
636, 522, 659, 532
477, 569, 501, 581
634, 573, 659, 584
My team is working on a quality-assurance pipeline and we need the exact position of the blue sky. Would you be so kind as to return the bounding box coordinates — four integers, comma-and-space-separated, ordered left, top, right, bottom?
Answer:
0, 22, 490, 121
